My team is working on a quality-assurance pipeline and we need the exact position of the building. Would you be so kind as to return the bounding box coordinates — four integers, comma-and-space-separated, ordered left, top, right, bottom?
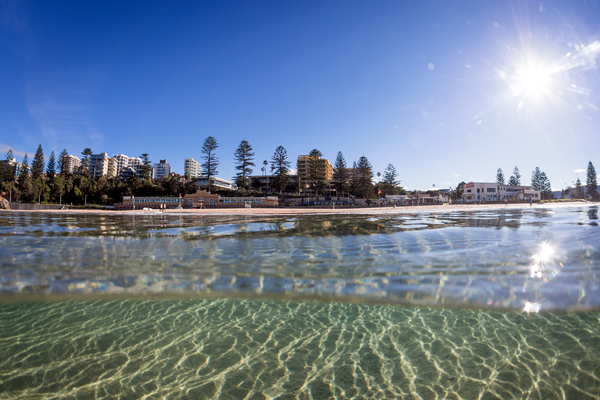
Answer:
153, 160, 172, 179
248, 174, 299, 192
107, 157, 118, 179
63, 154, 81, 174
183, 190, 278, 208
462, 182, 541, 202
297, 155, 333, 182
113, 154, 144, 180
89, 153, 111, 179
193, 176, 235, 190
184, 158, 201, 178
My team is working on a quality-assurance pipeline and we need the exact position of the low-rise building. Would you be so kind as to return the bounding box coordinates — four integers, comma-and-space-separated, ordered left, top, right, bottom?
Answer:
462, 182, 541, 202
194, 176, 235, 190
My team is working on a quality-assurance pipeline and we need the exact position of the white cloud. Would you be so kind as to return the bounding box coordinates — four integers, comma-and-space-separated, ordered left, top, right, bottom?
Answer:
393, 125, 399, 129
452, 173, 460, 177
574, 169, 585, 173
0, 144, 34, 158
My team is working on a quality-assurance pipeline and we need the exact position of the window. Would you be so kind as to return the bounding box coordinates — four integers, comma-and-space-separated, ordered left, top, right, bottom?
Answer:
487, 188, 496, 192
209, 198, 214, 205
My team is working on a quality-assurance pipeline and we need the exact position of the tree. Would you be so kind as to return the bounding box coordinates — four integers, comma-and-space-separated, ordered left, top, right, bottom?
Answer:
270, 146, 290, 193
46, 151, 56, 179
496, 168, 505, 185
307, 149, 326, 194
586, 161, 598, 201
140, 153, 152, 180
58, 149, 68, 175
331, 151, 349, 197
233, 140, 255, 189
1, 149, 15, 182
539, 172, 552, 200
200, 136, 219, 192
575, 177, 583, 199
31, 144, 45, 180
382, 163, 401, 195
454, 181, 466, 200
80, 148, 92, 176
508, 166, 521, 186
356, 155, 373, 199
531, 167, 543, 191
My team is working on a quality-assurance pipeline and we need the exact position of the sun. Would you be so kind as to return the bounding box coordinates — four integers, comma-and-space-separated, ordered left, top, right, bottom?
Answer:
518, 66, 552, 93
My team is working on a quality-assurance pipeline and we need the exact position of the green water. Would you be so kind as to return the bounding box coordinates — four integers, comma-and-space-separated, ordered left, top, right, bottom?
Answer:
1, 299, 599, 399
1, 206, 599, 398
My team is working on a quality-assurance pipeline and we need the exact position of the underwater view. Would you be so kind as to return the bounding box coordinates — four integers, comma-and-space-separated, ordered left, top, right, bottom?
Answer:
1, 205, 599, 399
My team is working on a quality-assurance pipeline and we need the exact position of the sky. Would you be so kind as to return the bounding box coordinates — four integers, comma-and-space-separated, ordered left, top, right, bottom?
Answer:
1, 0, 599, 191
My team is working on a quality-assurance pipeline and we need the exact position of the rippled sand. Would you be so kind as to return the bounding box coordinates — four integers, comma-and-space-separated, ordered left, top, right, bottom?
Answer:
1, 299, 599, 399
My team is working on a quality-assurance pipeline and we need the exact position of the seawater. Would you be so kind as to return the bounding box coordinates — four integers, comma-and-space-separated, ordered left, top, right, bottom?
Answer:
1, 205, 599, 399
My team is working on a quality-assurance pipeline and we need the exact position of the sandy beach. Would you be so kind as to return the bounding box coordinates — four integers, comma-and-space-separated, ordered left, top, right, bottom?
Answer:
2, 201, 591, 215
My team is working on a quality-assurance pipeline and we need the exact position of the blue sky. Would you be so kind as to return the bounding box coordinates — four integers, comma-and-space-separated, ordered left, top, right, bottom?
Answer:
1, 0, 599, 190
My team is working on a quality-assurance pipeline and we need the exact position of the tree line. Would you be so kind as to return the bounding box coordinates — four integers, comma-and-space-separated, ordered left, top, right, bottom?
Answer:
494, 163, 598, 200
0, 138, 404, 205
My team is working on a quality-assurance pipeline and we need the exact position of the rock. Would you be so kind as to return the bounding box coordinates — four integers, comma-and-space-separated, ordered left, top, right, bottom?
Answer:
0, 196, 9, 210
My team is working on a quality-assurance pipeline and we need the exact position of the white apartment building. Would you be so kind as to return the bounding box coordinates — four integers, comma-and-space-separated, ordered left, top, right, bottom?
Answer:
184, 158, 201, 178
89, 153, 110, 179
113, 154, 144, 180
63, 154, 81, 174
153, 159, 172, 179
462, 182, 541, 202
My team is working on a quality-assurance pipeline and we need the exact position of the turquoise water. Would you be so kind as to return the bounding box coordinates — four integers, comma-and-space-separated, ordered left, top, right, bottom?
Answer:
1, 205, 599, 398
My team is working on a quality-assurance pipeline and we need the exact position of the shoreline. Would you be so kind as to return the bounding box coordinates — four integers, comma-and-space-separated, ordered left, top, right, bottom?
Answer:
1, 201, 592, 215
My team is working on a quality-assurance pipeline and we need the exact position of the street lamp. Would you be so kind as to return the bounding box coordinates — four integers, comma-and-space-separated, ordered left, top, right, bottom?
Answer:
84, 195, 87, 207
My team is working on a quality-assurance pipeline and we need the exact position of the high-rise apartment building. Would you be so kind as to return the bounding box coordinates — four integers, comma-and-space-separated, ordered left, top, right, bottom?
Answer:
89, 153, 110, 179
113, 154, 144, 180
297, 154, 333, 182
63, 154, 81, 174
184, 158, 201, 178
153, 160, 172, 179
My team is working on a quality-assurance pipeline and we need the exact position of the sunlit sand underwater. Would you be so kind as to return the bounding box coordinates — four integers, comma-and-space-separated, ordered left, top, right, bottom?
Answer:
1, 299, 600, 399
1, 205, 599, 399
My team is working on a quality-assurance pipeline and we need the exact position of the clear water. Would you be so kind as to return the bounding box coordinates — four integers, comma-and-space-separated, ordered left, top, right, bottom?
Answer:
1, 205, 599, 399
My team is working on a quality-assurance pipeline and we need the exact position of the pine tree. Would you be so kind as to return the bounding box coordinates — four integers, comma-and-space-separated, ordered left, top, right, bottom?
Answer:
1, 149, 15, 182
233, 140, 255, 189
575, 177, 583, 199
540, 172, 552, 200
270, 146, 290, 193
58, 149, 68, 175
140, 153, 152, 180
356, 155, 373, 199
508, 166, 521, 186
80, 148, 92, 176
382, 163, 400, 195
31, 144, 45, 179
586, 161, 598, 201
201, 137, 219, 192
46, 151, 56, 178
332, 151, 349, 196
496, 168, 505, 185
531, 167, 542, 191
307, 149, 325, 194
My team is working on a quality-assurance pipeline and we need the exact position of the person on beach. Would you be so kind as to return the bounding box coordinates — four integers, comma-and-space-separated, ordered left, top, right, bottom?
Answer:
530, 198, 532, 206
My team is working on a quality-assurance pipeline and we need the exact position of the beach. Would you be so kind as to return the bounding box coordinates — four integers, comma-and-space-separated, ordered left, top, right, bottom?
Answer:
1, 201, 590, 215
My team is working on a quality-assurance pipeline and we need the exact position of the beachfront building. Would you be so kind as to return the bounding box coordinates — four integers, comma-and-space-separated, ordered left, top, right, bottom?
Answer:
462, 182, 541, 202
89, 153, 117, 179
184, 190, 278, 208
63, 154, 81, 174
153, 160, 172, 179
297, 155, 333, 182
248, 174, 299, 193
113, 154, 144, 180
193, 176, 235, 190
184, 158, 201, 178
